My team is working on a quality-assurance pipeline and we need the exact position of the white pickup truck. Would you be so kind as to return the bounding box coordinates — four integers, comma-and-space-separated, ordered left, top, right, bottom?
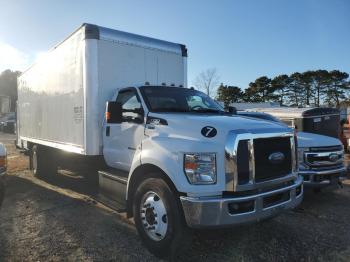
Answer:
238, 111, 346, 189
0, 143, 7, 207
17, 23, 303, 257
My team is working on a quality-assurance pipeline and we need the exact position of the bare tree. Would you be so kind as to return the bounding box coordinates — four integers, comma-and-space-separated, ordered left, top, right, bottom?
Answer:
193, 68, 220, 97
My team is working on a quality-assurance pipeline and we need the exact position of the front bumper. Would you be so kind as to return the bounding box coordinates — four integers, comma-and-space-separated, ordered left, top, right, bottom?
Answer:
299, 166, 346, 188
180, 176, 303, 228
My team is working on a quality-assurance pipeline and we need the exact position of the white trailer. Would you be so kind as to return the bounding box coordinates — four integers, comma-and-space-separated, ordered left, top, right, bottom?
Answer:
17, 24, 303, 258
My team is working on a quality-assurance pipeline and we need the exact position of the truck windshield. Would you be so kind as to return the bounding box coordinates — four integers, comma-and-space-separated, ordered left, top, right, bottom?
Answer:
140, 86, 224, 114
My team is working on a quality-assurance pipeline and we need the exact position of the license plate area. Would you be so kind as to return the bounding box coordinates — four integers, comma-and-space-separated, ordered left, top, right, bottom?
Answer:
263, 191, 290, 209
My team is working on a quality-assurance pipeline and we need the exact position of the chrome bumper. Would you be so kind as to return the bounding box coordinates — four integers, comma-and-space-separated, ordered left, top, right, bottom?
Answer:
180, 176, 303, 228
299, 166, 346, 187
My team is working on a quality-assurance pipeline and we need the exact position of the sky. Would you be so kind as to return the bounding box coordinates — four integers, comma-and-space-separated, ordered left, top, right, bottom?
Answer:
0, 0, 349, 89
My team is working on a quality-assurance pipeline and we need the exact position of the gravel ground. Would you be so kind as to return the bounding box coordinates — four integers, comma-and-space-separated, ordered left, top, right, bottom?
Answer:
1, 133, 350, 261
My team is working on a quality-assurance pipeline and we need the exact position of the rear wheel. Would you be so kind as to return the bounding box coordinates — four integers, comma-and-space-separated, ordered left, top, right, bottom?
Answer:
133, 177, 191, 259
31, 145, 57, 178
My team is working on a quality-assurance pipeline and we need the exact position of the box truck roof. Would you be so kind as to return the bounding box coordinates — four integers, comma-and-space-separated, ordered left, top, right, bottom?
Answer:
20, 23, 187, 76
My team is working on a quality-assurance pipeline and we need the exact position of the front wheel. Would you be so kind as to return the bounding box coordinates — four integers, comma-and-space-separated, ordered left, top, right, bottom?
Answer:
133, 177, 191, 259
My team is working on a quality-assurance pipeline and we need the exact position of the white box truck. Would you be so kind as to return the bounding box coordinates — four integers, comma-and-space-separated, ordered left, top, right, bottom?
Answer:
17, 24, 303, 258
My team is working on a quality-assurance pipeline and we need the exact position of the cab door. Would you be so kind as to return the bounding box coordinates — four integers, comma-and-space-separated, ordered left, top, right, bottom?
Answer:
103, 88, 145, 171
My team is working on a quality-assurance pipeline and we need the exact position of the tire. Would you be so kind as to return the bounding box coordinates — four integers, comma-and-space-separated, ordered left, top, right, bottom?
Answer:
133, 177, 192, 259
31, 145, 57, 178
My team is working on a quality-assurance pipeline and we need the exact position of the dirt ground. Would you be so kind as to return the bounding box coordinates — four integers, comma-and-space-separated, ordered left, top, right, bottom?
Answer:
1, 133, 350, 261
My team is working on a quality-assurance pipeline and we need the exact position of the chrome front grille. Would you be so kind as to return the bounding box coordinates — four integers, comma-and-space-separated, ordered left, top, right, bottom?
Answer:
225, 131, 297, 192
304, 149, 344, 168
309, 145, 343, 152
236, 140, 250, 185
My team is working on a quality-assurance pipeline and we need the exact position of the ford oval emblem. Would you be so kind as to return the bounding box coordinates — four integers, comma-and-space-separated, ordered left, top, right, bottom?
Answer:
329, 153, 339, 162
268, 152, 285, 164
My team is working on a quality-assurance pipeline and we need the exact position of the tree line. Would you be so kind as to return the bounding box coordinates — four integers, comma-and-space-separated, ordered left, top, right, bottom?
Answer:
215, 70, 350, 108
1, 68, 350, 112
0, 69, 21, 112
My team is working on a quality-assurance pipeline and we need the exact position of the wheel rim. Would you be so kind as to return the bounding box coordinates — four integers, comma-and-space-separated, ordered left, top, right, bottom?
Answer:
140, 191, 168, 241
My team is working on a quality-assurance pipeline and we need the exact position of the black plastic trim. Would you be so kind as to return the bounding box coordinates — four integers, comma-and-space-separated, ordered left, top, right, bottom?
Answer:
83, 23, 100, 40
180, 44, 188, 57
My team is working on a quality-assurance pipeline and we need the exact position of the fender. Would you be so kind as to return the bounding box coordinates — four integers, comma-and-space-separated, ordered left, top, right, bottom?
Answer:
126, 135, 225, 201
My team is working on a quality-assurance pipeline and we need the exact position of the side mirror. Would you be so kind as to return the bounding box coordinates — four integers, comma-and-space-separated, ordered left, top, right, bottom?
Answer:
106, 101, 122, 124
227, 106, 237, 115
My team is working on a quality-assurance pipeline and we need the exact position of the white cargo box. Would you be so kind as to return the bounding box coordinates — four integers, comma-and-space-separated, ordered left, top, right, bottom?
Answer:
17, 23, 187, 155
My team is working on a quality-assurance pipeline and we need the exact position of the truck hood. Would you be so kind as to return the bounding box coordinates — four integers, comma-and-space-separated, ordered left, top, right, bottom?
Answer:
148, 113, 292, 143
297, 132, 342, 148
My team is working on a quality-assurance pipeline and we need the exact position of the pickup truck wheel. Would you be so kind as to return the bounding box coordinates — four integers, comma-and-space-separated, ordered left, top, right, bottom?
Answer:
31, 145, 57, 178
133, 177, 191, 259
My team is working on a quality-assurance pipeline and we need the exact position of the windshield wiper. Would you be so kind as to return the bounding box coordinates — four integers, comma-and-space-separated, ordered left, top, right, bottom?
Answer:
190, 108, 224, 114
153, 108, 189, 113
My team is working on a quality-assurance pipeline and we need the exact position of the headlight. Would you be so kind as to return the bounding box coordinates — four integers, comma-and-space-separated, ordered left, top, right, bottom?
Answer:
184, 153, 216, 184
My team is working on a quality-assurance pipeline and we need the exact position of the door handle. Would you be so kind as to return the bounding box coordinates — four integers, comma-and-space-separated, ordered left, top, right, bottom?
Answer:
106, 126, 110, 136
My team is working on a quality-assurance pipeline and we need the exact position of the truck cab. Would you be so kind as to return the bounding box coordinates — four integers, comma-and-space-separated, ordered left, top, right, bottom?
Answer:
98, 85, 303, 255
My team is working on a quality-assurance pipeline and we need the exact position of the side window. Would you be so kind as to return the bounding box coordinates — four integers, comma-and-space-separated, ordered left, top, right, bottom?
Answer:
116, 89, 143, 123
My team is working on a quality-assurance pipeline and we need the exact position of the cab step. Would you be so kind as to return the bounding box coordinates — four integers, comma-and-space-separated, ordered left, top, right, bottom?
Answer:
98, 169, 128, 211
95, 193, 127, 212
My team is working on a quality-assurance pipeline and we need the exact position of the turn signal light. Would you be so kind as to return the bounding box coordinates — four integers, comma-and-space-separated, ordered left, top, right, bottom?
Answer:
105, 111, 111, 121
184, 162, 198, 170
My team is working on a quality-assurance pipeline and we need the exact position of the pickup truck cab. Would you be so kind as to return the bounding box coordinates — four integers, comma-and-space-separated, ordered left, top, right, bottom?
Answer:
238, 111, 346, 189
